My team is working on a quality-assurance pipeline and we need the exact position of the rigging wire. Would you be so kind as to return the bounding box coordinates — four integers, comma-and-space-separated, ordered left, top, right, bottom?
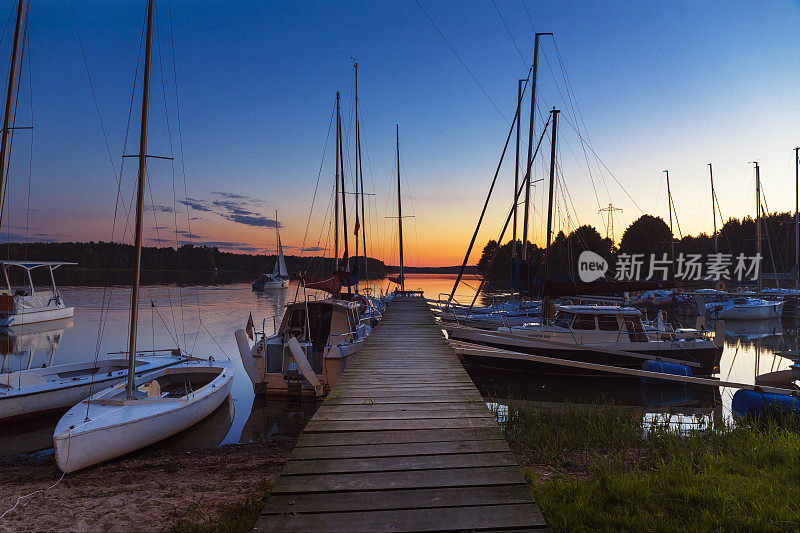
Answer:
415, 0, 510, 124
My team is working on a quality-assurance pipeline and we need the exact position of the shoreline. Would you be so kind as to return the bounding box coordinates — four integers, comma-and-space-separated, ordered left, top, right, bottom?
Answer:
0, 438, 295, 532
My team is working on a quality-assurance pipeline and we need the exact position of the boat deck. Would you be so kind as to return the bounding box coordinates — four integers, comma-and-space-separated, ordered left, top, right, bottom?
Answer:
254, 295, 546, 532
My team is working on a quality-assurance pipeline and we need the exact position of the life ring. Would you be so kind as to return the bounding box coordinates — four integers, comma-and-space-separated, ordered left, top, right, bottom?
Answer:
353, 295, 369, 314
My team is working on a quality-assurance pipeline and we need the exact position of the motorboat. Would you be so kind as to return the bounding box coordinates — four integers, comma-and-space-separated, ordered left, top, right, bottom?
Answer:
705, 297, 784, 320
236, 298, 370, 396
446, 305, 722, 376
0, 261, 76, 326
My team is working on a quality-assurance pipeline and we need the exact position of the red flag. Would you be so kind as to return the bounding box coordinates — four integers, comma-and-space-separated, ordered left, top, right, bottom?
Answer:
246, 312, 255, 340
353, 214, 360, 236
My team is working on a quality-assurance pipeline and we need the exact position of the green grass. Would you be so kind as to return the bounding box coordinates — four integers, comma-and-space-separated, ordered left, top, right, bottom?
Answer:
171, 478, 273, 533
499, 402, 800, 532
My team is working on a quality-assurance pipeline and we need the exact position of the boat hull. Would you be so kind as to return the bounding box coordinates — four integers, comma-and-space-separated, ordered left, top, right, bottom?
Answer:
0, 356, 183, 422
448, 328, 722, 376
0, 305, 74, 326
53, 360, 233, 473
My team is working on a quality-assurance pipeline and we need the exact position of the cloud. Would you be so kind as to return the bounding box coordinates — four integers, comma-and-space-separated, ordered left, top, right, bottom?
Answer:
212, 191, 264, 204
0, 232, 56, 243
145, 204, 176, 214
212, 199, 255, 217
224, 213, 279, 228
190, 216, 203, 221
179, 198, 213, 212
301, 246, 327, 252
176, 230, 205, 239
151, 225, 169, 230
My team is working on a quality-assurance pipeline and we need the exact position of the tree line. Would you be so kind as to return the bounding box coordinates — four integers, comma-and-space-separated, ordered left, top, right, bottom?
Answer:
477, 212, 799, 285
0, 242, 386, 285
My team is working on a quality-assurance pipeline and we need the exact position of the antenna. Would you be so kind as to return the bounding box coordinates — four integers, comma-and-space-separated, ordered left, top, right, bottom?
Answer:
598, 203, 623, 243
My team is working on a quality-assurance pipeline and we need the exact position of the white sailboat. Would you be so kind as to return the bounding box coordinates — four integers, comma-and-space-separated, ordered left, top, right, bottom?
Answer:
53, 0, 233, 473
252, 211, 289, 290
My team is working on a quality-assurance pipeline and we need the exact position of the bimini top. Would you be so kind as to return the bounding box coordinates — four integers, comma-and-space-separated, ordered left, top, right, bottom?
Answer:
556, 304, 641, 317
0, 261, 77, 270
285, 298, 360, 312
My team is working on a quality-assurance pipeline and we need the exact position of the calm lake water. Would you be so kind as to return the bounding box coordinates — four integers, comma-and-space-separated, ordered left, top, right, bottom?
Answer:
1, 273, 796, 457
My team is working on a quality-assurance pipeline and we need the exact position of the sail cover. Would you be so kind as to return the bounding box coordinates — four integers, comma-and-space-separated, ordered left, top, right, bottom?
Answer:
302, 274, 341, 295
388, 274, 404, 285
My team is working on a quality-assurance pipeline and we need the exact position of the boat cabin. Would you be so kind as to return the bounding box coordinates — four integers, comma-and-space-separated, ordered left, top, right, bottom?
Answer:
553, 305, 648, 341
267, 299, 361, 373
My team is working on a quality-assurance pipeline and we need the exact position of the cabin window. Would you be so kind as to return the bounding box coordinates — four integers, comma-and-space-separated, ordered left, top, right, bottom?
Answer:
572, 314, 596, 330
554, 312, 574, 328
596, 315, 620, 331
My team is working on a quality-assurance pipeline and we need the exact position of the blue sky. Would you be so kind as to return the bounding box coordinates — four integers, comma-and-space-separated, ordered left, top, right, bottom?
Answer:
1, 0, 799, 265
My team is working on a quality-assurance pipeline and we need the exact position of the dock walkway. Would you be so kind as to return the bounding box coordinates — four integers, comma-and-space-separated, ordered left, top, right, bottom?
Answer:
254, 296, 546, 532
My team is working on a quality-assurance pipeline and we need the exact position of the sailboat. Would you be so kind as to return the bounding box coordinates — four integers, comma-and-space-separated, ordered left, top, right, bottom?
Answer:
252, 211, 289, 290
0, 1, 75, 327
237, 81, 374, 396
702, 163, 783, 320
53, 0, 233, 473
0, 0, 186, 423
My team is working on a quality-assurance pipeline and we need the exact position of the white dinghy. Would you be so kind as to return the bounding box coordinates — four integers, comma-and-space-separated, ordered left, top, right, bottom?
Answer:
0, 259, 76, 327
53, 357, 233, 473
53, 0, 234, 473
0, 351, 184, 422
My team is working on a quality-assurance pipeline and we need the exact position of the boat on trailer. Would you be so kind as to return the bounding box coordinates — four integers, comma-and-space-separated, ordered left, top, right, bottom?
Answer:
446, 305, 723, 376
0, 261, 76, 326
236, 298, 369, 397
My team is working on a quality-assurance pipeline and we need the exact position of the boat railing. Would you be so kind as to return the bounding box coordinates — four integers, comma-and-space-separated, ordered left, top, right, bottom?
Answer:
326, 330, 359, 346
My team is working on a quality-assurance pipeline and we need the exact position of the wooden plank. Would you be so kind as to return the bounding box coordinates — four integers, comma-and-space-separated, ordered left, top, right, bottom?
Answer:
303, 417, 497, 432
272, 466, 527, 493
290, 439, 510, 459
254, 504, 546, 532
316, 402, 489, 413
283, 451, 516, 474
295, 427, 503, 447
312, 409, 493, 421
264, 484, 534, 513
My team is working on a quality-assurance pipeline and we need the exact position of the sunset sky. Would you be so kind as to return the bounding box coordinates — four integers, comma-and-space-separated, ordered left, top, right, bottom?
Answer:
1, 0, 799, 267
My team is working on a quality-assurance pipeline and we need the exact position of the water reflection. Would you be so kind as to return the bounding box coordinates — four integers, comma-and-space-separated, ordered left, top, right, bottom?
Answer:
240, 395, 317, 443
0, 318, 72, 373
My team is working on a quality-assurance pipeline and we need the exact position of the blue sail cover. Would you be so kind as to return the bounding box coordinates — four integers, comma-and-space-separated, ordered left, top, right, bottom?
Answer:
338, 258, 361, 288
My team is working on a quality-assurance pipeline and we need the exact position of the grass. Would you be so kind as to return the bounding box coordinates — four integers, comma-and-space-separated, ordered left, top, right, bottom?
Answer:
171, 478, 273, 533
498, 402, 800, 532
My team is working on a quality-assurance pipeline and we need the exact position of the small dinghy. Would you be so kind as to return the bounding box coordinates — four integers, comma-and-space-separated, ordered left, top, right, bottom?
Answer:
53, 358, 233, 473
0, 353, 184, 422
52, 0, 234, 474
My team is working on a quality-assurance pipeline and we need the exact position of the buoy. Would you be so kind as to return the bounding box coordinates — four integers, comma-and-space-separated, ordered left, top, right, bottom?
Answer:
641, 360, 693, 384
732, 389, 800, 419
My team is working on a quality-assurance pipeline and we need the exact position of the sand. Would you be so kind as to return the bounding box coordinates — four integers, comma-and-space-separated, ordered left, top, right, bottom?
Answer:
0, 438, 295, 532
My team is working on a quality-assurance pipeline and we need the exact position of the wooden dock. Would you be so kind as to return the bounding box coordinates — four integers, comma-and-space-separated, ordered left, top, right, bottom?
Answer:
254, 296, 546, 532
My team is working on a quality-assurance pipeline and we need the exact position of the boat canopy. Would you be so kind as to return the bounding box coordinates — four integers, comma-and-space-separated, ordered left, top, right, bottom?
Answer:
0, 261, 77, 270
556, 305, 641, 317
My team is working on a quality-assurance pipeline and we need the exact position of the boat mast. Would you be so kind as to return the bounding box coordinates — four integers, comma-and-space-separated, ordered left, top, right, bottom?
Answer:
357, 68, 368, 286
755, 162, 762, 292
334, 92, 341, 271
709, 163, 717, 255
512, 79, 523, 287
795, 147, 799, 289
543, 108, 559, 286
664, 170, 675, 280
396, 124, 404, 292
127, 0, 155, 399
521, 33, 550, 278
0, 0, 27, 231
274, 209, 280, 261
339, 94, 350, 295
